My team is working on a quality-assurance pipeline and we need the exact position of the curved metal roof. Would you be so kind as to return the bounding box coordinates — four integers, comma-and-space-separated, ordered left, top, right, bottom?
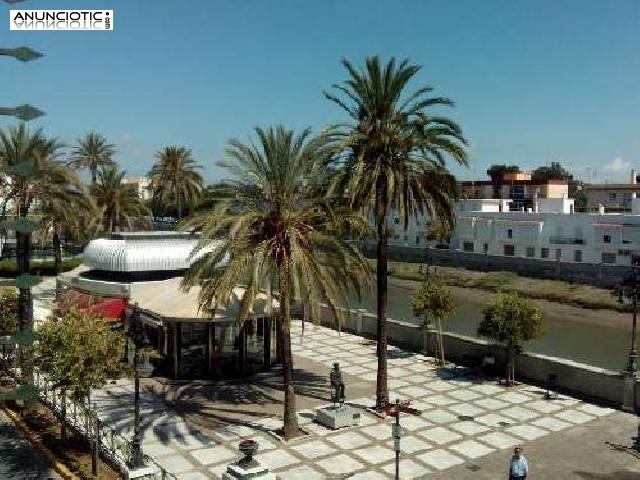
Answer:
83, 232, 225, 272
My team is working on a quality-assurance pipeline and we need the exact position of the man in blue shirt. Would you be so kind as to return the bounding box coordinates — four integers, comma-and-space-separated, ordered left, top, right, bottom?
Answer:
509, 446, 529, 479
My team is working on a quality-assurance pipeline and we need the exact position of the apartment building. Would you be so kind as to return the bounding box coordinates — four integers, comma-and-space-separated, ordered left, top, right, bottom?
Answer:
584, 170, 640, 211
121, 176, 151, 200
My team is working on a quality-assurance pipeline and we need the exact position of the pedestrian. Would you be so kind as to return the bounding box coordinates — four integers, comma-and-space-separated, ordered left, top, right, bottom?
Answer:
509, 446, 529, 479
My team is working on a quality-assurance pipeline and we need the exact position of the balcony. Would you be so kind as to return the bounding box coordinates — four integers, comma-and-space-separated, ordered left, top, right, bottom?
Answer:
549, 236, 585, 245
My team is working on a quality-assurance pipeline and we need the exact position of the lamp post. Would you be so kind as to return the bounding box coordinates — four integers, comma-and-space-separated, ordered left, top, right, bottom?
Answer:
126, 303, 150, 469
618, 262, 640, 415
0, 47, 43, 62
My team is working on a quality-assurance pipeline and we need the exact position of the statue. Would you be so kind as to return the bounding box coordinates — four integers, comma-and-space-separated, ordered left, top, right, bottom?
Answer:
330, 362, 345, 405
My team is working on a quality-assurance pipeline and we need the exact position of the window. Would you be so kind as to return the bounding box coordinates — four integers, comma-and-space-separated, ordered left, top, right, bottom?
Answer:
463, 241, 474, 252
609, 193, 617, 200
507, 229, 513, 239
604, 234, 612, 244
574, 250, 582, 262
483, 243, 488, 255
555, 249, 562, 261
504, 244, 515, 256
394, 217, 400, 225
526, 247, 535, 258
404, 234, 408, 241
541, 248, 549, 258
415, 236, 420, 245
602, 252, 617, 264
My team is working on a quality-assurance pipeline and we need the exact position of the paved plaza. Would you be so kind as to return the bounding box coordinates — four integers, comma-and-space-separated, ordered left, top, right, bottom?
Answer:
86, 320, 640, 479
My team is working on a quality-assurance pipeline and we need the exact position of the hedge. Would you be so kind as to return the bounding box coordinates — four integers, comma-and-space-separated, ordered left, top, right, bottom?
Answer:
0, 258, 82, 277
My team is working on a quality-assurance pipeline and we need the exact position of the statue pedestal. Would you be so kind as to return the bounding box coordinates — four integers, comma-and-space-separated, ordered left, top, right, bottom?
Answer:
315, 404, 361, 430
222, 463, 276, 479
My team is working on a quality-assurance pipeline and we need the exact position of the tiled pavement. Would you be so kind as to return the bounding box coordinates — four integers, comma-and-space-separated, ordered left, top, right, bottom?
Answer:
89, 320, 628, 479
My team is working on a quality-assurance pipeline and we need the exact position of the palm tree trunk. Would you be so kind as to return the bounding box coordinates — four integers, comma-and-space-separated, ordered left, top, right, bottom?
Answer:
438, 317, 445, 366
375, 175, 389, 410
91, 167, 97, 186
279, 268, 300, 440
16, 228, 35, 413
506, 346, 515, 386
53, 226, 62, 276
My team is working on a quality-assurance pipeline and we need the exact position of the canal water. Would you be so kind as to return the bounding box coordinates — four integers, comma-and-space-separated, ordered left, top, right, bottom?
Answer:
346, 280, 632, 371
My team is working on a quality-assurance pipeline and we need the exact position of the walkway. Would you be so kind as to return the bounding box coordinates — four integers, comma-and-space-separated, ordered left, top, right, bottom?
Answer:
88, 320, 640, 479
0, 409, 61, 480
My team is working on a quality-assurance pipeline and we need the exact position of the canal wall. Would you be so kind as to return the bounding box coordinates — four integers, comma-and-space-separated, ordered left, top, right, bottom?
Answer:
308, 304, 634, 410
361, 243, 628, 288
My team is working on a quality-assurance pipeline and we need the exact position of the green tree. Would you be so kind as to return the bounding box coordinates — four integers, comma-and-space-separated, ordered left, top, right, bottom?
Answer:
148, 146, 203, 220
411, 279, 453, 365
36, 305, 126, 439
68, 132, 115, 185
486, 164, 521, 181
0, 288, 18, 337
325, 56, 467, 409
182, 126, 371, 439
92, 164, 152, 233
531, 162, 572, 182
478, 292, 543, 385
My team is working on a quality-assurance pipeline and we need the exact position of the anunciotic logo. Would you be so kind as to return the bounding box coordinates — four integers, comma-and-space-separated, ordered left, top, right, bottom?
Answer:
10, 10, 113, 31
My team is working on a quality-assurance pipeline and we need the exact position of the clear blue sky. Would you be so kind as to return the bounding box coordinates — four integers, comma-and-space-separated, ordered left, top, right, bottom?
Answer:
3, 0, 639, 183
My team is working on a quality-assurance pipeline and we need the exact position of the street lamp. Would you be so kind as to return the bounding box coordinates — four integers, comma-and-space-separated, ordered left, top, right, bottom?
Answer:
126, 303, 150, 469
0, 47, 43, 62
3, 0, 28, 3
0, 105, 45, 121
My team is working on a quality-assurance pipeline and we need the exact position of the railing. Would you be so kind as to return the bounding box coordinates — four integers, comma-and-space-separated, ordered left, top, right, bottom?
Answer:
548, 236, 585, 245
33, 371, 177, 480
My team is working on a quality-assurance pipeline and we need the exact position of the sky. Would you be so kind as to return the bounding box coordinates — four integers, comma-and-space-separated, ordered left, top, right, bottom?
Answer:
2, 0, 639, 184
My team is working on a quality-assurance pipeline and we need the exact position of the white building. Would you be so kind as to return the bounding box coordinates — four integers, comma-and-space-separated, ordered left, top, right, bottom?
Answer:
388, 196, 640, 267
121, 176, 151, 201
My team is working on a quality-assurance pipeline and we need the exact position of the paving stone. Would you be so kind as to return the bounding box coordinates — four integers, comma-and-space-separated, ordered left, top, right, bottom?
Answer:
350, 471, 390, 480
290, 439, 336, 459
382, 458, 432, 478
418, 426, 462, 444
501, 406, 539, 421
475, 412, 514, 427
449, 439, 494, 459
495, 392, 531, 404
447, 403, 486, 418
417, 448, 465, 470
316, 453, 364, 475
427, 381, 457, 392
276, 464, 326, 479
449, 421, 490, 435
208, 461, 229, 479
343, 365, 371, 375
532, 416, 573, 432
422, 409, 458, 424
360, 423, 394, 440
525, 400, 565, 414
506, 424, 549, 440
477, 431, 520, 449
143, 442, 176, 458
400, 415, 433, 431
396, 435, 432, 454
469, 383, 504, 396
399, 386, 432, 399
190, 445, 236, 466
555, 409, 595, 424
326, 431, 372, 449
256, 449, 299, 470
577, 403, 615, 417
473, 397, 510, 410
352, 445, 396, 464
423, 394, 457, 406
179, 472, 210, 480
405, 374, 433, 383
158, 454, 197, 474
447, 389, 483, 401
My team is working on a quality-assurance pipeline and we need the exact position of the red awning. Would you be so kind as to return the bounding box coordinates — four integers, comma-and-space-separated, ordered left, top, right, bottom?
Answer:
57, 291, 127, 322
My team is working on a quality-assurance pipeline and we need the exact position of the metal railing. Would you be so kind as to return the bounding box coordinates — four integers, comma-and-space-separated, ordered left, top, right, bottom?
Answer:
33, 371, 177, 480
548, 236, 586, 245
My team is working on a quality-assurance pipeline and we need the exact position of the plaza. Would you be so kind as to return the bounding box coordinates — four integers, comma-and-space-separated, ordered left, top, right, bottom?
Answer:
88, 319, 640, 479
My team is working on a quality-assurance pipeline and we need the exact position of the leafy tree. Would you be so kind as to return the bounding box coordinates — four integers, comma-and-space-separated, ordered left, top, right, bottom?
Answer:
412, 279, 453, 365
68, 132, 115, 185
325, 56, 467, 409
182, 126, 371, 439
36, 305, 126, 438
486, 164, 521, 181
92, 164, 152, 233
148, 146, 203, 220
426, 217, 452, 244
0, 288, 18, 336
478, 292, 543, 385
531, 162, 572, 182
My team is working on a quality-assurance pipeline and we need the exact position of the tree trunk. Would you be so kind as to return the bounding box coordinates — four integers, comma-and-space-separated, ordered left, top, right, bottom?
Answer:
375, 175, 389, 410
506, 346, 515, 386
91, 168, 97, 186
60, 389, 67, 441
53, 227, 62, 276
437, 317, 445, 366
279, 269, 300, 440
16, 229, 35, 413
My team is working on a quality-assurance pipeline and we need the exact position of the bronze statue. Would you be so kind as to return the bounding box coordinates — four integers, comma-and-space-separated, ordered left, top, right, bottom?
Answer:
330, 362, 345, 405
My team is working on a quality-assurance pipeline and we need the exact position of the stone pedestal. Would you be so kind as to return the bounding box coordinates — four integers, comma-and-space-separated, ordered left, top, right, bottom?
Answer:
222, 463, 276, 480
315, 404, 361, 429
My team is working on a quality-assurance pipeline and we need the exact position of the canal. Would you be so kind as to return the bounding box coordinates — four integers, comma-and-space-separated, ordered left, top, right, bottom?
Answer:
347, 279, 633, 371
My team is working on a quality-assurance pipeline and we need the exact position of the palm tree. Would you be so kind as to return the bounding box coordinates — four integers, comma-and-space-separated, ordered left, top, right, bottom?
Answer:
148, 146, 203, 220
68, 132, 115, 185
325, 56, 468, 409
182, 126, 371, 439
92, 164, 151, 233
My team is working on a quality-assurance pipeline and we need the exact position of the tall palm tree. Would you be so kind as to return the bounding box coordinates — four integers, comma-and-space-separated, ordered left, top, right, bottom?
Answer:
182, 126, 371, 439
68, 132, 115, 185
92, 164, 151, 233
148, 146, 203, 220
325, 56, 468, 409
